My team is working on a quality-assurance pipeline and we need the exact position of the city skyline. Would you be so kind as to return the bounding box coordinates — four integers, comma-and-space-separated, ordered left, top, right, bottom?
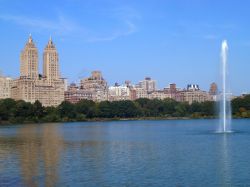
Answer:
1, 1, 250, 94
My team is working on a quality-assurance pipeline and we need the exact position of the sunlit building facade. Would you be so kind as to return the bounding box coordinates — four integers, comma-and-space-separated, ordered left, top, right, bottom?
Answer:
0, 76, 13, 99
80, 71, 108, 102
11, 35, 65, 106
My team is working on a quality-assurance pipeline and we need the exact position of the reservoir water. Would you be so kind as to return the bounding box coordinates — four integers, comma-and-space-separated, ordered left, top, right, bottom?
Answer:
1, 119, 250, 186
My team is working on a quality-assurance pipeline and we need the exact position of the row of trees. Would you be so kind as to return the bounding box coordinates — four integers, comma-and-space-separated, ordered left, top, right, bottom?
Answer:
0, 95, 250, 124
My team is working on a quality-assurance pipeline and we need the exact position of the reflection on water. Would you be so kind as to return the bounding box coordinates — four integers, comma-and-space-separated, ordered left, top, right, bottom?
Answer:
0, 119, 250, 186
219, 134, 231, 186
0, 124, 63, 186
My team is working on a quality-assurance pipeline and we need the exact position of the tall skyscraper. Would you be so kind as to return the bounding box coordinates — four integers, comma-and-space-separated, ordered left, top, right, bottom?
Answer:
20, 34, 38, 79
43, 37, 59, 83
11, 35, 65, 106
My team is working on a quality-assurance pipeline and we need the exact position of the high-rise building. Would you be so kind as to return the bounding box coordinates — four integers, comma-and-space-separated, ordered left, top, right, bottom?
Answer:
11, 35, 65, 106
137, 77, 156, 92
20, 34, 39, 79
108, 83, 131, 101
43, 37, 59, 83
80, 71, 108, 101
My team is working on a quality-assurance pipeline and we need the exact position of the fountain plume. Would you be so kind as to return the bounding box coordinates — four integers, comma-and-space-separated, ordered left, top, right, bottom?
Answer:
219, 40, 231, 133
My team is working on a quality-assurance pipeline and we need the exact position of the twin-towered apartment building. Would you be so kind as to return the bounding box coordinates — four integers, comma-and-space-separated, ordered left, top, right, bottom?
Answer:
1, 35, 65, 106
0, 35, 217, 106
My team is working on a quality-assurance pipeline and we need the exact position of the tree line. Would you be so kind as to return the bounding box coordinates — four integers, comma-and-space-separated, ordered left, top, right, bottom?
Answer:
0, 95, 250, 124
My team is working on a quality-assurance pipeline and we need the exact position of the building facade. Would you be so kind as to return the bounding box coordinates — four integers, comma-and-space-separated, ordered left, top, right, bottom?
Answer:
43, 37, 60, 84
108, 83, 131, 101
175, 84, 213, 104
0, 76, 13, 99
137, 77, 156, 92
20, 34, 39, 79
11, 35, 65, 106
64, 83, 93, 104
80, 71, 108, 102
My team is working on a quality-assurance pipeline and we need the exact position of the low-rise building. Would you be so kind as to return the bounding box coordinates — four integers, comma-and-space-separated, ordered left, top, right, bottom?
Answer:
134, 87, 149, 99
64, 83, 93, 104
0, 76, 13, 99
148, 90, 171, 100
177, 85, 213, 104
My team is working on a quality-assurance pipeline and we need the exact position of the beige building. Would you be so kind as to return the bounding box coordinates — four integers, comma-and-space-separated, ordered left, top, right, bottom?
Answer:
65, 83, 93, 104
178, 89, 212, 104
0, 76, 13, 99
11, 35, 65, 106
134, 87, 149, 99
43, 37, 60, 84
108, 84, 131, 101
137, 77, 156, 92
80, 71, 108, 102
148, 90, 172, 100
20, 34, 39, 79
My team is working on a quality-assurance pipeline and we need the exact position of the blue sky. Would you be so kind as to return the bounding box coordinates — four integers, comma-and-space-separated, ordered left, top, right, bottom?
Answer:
0, 0, 249, 95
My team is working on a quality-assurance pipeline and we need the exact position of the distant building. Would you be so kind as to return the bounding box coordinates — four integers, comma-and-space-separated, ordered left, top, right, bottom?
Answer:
43, 36, 60, 84
209, 82, 218, 95
108, 83, 131, 101
0, 76, 13, 99
208, 82, 219, 101
187, 84, 200, 91
178, 85, 212, 104
163, 83, 180, 100
137, 77, 156, 92
134, 87, 149, 99
148, 90, 171, 100
11, 35, 65, 106
80, 71, 108, 102
64, 83, 93, 104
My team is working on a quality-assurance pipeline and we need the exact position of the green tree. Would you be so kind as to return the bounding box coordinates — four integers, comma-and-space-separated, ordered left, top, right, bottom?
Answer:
75, 99, 96, 118
0, 98, 16, 121
174, 102, 189, 117
13, 100, 34, 122
162, 98, 177, 116
113, 100, 140, 118
58, 101, 76, 120
97, 101, 113, 118
33, 100, 44, 119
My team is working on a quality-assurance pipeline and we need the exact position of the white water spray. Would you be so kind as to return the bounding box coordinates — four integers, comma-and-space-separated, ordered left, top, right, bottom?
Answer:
220, 40, 231, 133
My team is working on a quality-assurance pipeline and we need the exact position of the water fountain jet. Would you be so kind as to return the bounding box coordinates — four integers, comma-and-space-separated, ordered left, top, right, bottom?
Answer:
219, 40, 232, 133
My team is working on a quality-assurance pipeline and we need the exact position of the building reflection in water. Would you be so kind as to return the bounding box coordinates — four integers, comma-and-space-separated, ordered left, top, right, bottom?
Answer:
17, 124, 63, 187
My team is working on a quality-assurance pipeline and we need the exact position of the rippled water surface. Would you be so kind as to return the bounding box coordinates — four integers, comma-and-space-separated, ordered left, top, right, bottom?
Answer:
1, 119, 250, 186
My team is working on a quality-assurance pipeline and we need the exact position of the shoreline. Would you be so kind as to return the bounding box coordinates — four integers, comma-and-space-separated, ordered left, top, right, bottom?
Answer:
0, 116, 248, 125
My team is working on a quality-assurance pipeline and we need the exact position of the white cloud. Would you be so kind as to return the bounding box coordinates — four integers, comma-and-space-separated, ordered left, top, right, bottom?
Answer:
0, 8, 139, 42
89, 20, 137, 42
0, 14, 84, 35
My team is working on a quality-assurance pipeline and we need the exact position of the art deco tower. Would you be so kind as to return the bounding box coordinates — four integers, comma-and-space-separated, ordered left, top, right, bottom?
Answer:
43, 37, 60, 82
20, 34, 39, 79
